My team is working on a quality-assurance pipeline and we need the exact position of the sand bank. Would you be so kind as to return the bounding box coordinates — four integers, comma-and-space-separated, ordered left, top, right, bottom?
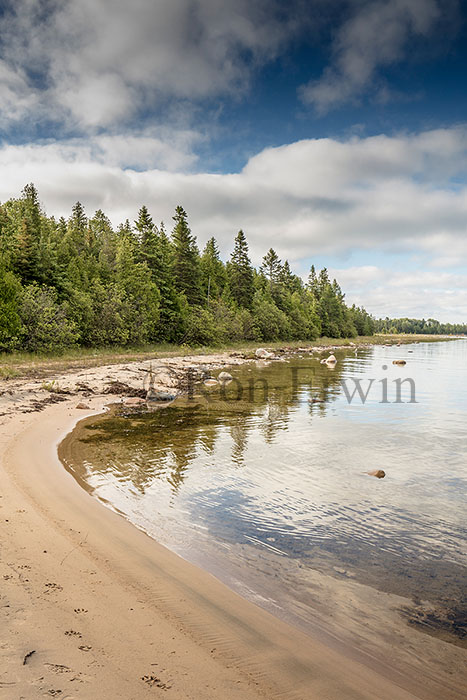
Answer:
0, 348, 462, 699
0, 396, 429, 699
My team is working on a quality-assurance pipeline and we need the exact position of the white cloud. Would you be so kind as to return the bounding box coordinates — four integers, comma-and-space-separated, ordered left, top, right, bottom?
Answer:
328, 267, 467, 322
300, 0, 452, 112
1, 127, 467, 320
0, 0, 303, 130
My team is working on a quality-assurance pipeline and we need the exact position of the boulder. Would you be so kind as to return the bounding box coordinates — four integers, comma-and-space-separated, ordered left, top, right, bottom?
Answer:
255, 348, 273, 359
218, 371, 233, 382
325, 354, 337, 364
76, 402, 90, 410
367, 469, 386, 479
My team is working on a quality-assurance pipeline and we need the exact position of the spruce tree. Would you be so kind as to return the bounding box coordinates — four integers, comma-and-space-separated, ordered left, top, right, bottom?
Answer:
260, 248, 282, 286
171, 206, 201, 305
227, 230, 254, 309
152, 222, 180, 340
200, 237, 226, 302
135, 205, 158, 270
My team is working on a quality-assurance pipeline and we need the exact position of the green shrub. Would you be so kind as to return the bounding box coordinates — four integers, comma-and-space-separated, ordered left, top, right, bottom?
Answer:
20, 284, 79, 353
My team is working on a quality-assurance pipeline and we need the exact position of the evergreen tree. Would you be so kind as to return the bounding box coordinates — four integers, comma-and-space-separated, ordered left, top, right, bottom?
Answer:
260, 248, 282, 287
227, 230, 254, 309
200, 237, 226, 302
171, 206, 201, 305
135, 205, 158, 271
151, 223, 180, 341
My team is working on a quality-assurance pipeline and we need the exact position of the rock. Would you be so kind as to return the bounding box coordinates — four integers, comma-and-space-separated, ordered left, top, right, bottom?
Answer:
325, 354, 337, 364
218, 371, 233, 382
367, 469, 386, 479
204, 378, 218, 387
255, 348, 273, 359
75, 402, 90, 410
125, 397, 145, 405
146, 390, 176, 402
392, 359, 407, 365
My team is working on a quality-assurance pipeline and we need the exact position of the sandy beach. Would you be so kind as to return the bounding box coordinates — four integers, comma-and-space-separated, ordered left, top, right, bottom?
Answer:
0, 350, 462, 699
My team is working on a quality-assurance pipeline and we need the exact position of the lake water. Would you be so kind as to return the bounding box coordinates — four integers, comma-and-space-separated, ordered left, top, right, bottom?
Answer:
60, 340, 467, 694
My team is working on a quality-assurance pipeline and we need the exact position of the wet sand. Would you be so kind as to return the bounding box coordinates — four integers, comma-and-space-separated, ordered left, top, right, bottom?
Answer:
0, 350, 463, 699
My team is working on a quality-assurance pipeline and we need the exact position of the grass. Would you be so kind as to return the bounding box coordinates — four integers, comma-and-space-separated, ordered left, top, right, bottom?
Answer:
0, 334, 457, 381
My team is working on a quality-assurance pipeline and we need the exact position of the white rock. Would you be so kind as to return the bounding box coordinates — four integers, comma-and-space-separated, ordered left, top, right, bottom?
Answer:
255, 348, 273, 359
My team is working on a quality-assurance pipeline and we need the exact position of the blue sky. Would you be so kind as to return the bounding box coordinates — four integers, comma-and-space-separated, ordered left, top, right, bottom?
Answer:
0, 0, 467, 321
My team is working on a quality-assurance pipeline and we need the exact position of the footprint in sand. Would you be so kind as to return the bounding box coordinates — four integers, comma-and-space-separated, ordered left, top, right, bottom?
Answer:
64, 630, 82, 638
141, 675, 171, 690
78, 645, 92, 652
73, 608, 88, 614
45, 663, 71, 675
45, 583, 63, 593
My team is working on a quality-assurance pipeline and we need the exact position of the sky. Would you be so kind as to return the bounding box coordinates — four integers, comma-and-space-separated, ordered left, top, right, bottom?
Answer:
0, 0, 466, 322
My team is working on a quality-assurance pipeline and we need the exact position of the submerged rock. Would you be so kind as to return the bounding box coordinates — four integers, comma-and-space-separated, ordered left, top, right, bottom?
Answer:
146, 389, 176, 402
203, 378, 218, 387
393, 359, 407, 365
217, 371, 233, 382
367, 469, 386, 478
125, 397, 145, 405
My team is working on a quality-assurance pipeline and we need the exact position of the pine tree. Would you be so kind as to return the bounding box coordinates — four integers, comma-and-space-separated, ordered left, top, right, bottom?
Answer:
15, 218, 38, 283
151, 222, 180, 341
307, 264, 319, 297
260, 248, 282, 286
227, 230, 254, 309
135, 206, 158, 271
200, 237, 226, 302
12, 184, 43, 282
171, 206, 201, 305
279, 260, 302, 294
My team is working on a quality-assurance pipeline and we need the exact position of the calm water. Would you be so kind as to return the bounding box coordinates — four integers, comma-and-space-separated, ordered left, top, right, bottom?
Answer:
60, 340, 467, 654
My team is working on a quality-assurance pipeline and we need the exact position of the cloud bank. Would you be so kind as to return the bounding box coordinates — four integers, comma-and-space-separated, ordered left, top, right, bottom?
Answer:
1, 127, 467, 320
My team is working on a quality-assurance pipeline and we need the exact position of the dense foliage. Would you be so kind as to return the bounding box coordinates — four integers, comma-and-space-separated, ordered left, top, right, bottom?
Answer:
375, 317, 467, 335
0, 184, 376, 353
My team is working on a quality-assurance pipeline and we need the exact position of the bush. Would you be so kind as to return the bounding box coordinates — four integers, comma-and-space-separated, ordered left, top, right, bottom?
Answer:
253, 293, 291, 341
182, 306, 224, 346
20, 284, 79, 353
0, 267, 22, 351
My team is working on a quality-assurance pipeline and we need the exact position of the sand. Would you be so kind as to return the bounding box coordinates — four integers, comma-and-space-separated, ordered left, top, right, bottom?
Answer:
0, 351, 460, 699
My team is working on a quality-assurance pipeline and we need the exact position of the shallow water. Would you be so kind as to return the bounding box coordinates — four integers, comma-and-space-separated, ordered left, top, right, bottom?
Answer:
60, 340, 467, 662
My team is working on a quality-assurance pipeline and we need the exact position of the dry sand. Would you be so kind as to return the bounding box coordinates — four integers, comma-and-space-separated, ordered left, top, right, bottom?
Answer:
0, 352, 461, 699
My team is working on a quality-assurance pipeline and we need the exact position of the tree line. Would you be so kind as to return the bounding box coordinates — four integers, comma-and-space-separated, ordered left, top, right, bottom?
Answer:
0, 184, 376, 353
375, 317, 467, 335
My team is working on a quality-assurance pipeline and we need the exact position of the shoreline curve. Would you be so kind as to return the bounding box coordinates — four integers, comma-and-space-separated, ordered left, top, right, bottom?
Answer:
0, 395, 450, 699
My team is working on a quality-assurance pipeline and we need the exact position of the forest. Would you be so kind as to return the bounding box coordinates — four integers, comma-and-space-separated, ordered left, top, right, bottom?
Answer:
375, 317, 467, 335
0, 184, 377, 354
